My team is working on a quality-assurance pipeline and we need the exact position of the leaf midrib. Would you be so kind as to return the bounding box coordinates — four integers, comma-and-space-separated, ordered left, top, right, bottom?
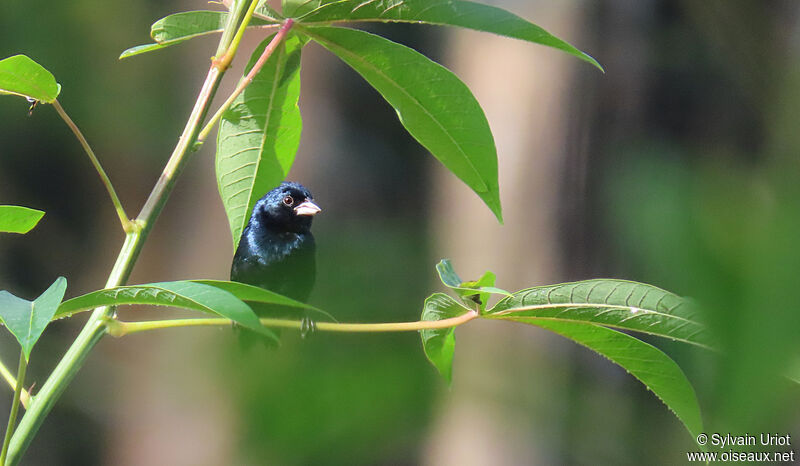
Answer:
58, 285, 217, 317
489, 314, 714, 350
488, 302, 699, 327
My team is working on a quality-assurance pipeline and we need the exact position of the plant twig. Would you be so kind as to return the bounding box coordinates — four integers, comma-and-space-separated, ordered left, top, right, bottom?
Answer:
197, 18, 295, 143
0, 359, 29, 411
214, 0, 262, 71
0, 352, 27, 465
105, 311, 480, 337
215, 0, 250, 58
51, 99, 132, 233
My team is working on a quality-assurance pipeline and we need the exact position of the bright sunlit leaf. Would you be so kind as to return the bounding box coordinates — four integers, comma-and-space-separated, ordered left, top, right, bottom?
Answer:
216, 34, 303, 249
0, 205, 45, 234
0, 55, 60, 103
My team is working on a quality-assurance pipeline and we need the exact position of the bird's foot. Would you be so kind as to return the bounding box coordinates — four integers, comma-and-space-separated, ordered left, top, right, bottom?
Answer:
300, 316, 316, 339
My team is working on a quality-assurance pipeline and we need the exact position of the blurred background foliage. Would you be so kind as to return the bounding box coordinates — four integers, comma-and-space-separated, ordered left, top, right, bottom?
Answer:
1, 0, 799, 464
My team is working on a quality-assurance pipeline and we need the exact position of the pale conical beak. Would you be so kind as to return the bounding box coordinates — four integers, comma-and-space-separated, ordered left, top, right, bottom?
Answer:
294, 199, 321, 217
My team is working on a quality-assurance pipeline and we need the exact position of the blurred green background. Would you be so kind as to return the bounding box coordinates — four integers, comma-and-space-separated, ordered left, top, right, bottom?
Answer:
1, 1, 799, 464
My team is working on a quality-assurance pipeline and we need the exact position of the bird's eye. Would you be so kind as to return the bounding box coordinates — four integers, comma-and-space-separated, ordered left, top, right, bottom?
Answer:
282, 195, 294, 206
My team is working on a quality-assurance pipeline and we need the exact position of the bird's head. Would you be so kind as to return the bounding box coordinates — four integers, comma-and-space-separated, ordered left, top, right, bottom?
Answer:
253, 181, 321, 234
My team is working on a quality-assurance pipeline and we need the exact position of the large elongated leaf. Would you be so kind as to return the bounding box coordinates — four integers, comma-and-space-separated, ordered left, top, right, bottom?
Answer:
524, 319, 704, 445
0, 55, 60, 103
304, 26, 502, 221
55, 281, 275, 340
485, 279, 713, 349
420, 293, 470, 383
216, 35, 303, 249
120, 10, 277, 59
0, 277, 67, 360
0, 205, 44, 234
285, 0, 601, 70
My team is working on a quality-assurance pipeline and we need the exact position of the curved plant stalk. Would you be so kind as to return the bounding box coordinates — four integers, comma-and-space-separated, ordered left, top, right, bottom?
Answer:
105, 311, 480, 337
4, 2, 260, 463
51, 100, 131, 232
0, 353, 27, 465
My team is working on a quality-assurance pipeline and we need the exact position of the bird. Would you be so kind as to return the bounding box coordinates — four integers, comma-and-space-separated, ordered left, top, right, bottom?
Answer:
231, 181, 321, 338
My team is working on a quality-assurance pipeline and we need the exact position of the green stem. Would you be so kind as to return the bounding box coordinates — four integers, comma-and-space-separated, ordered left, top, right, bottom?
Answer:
216, 0, 250, 58
51, 99, 132, 233
214, 0, 261, 71
5, 2, 253, 463
0, 353, 27, 466
106, 311, 480, 337
0, 360, 28, 411
197, 18, 295, 143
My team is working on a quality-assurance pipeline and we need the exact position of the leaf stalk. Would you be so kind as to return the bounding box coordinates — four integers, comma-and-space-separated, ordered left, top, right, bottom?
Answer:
107, 311, 479, 337
51, 99, 132, 232
0, 352, 27, 466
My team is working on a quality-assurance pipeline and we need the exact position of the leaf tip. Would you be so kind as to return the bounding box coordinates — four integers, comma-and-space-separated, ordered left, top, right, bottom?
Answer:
481, 194, 503, 224
435, 259, 462, 288
576, 50, 604, 73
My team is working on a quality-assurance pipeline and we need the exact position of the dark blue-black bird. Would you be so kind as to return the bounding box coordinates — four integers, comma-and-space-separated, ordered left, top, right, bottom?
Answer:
231, 182, 321, 335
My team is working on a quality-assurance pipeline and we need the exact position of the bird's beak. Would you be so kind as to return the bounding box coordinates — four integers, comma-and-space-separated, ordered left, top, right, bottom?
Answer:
294, 199, 321, 217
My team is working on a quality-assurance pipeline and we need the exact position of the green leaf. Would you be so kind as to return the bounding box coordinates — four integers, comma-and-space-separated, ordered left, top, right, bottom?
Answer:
151, 10, 275, 43
524, 319, 704, 445
435, 258, 463, 288
304, 26, 502, 221
216, 34, 303, 249
289, 0, 601, 71
191, 279, 315, 310
56, 281, 275, 341
420, 293, 470, 383
0, 55, 61, 103
195, 279, 338, 322
120, 10, 276, 59
0, 206, 45, 234
282, 0, 307, 17
435, 259, 510, 311
120, 43, 176, 59
485, 279, 713, 349
256, 4, 284, 21
0, 277, 67, 360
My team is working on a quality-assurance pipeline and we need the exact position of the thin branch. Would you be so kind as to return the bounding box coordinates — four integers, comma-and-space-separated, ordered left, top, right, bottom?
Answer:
51, 99, 132, 233
197, 18, 295, 144
0, 353, 27, 465
215, 0, 251, 58
214, 0, 262, 71
105, 311, 480, 337
0, 359, 29, 411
